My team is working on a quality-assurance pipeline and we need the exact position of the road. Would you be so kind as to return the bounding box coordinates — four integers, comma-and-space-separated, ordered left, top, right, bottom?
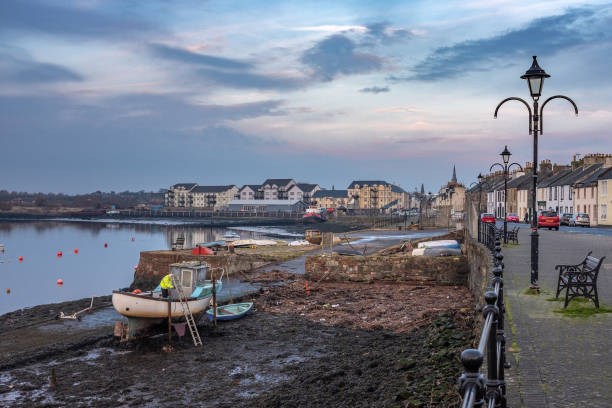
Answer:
496, 220, 612, 236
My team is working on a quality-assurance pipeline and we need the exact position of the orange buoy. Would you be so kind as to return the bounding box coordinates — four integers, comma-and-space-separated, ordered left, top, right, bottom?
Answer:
18, 256, 23, 262
305, 281, 310, 295
104, 243, 108, 248
6, 288, 10, 294
133, 289, 142, 294
57, 279, 63, 286
57, 251, 62, 257
74, 248, 79, 254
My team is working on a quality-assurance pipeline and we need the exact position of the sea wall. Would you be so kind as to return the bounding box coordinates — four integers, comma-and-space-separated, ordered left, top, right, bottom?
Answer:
304, 254, 469, 285
463, 228, 491, 304
132, 251, 273, 290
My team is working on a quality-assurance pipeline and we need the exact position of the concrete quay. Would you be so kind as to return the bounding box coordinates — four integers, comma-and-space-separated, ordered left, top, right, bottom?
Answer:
503, 228, 612, 407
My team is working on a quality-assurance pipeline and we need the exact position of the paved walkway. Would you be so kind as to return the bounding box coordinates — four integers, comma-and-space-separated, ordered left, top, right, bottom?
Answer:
503, 228, 612, 407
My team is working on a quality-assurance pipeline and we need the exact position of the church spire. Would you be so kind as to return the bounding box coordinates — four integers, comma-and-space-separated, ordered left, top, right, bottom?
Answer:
420, 183, 425, 195
451, 165, 457, 183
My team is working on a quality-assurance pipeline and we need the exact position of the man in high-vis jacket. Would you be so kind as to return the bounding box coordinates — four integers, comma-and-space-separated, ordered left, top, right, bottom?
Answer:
160, 274, 174, 298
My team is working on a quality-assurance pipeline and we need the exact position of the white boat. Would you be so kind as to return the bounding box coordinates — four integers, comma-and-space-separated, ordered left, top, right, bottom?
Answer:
232, 239, 278, 247
113, 261, 222, 341
223, 231, 241, 242
417, 240, 460, 249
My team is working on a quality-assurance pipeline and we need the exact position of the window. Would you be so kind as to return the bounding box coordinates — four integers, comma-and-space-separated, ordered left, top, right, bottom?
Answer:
560, 186, 564, 200
569, 188, 573, 200
603, 181, 608, 197
602, 204, 607, 220
591, 187, 594, 199
549, 187, 553, 201
554, 186, 557, 200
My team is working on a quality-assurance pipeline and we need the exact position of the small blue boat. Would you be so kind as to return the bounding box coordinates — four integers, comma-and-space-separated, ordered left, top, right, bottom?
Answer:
206, 302, 253, 321
198, 240, 227, 248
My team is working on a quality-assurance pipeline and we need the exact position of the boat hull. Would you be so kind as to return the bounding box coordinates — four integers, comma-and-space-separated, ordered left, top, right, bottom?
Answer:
112, 291, 212, 318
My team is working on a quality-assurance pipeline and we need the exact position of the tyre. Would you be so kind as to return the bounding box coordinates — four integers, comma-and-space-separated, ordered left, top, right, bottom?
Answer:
548, 227, 552, 230
555, 227, 559, 231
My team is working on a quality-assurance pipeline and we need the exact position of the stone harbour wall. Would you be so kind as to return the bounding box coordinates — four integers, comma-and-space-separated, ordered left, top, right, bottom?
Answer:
304, 253, 469, 285
463, 228, 491, 304
132, 251, 272, 290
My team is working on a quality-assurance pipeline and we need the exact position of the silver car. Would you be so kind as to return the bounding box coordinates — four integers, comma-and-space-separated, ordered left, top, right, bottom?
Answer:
569, 213, 590, 227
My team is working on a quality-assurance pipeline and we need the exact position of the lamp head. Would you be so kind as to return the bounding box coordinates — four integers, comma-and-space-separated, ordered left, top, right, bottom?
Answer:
520, 56, 550, 100
501, 145, 511, 164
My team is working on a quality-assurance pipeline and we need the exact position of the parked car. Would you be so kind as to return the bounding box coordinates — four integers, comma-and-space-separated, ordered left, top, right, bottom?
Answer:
538, 211, 559, 230
480, 213, 495, 223
560, 213, 573, 226
569, 213, 590, 227
506, 213, 519, 222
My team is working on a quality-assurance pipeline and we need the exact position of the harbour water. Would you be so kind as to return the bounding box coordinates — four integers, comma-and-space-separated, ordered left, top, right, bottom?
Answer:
0, 220, 297, 314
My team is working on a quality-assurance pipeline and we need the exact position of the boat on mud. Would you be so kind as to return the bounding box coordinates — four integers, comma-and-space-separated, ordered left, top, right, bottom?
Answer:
302, 207, 326, 223
206, 302, 253, 321
113, 261, 223, 341
223, 231, 241, 241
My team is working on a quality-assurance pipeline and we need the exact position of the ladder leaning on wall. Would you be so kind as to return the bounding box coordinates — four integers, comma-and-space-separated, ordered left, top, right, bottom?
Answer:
170, 274, 203, 347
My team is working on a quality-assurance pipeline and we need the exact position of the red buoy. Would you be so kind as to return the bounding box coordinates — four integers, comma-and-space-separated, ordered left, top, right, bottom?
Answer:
57, 251, 63, 257
133, 289, 142, 294
74, 248, 79, 254
104, 243, 108, 248
134, 266, 138, 271
57, 279, 63, 286
131, 237, 135, 242
18, 256, 23, 262
6, 288, 10, 294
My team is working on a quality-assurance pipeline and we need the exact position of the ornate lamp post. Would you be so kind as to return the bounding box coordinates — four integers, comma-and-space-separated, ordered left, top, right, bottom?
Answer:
490, 146, 523, 244
494, 56, 578, 289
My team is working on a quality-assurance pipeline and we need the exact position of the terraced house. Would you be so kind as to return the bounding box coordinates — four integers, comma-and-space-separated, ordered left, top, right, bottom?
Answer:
312, 189, 349, 209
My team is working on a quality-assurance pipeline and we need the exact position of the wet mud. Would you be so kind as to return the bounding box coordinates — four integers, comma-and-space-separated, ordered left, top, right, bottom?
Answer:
1, 282, 474, 408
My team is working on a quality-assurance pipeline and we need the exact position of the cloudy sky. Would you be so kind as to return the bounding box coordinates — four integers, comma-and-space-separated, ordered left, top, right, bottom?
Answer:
2, 0, 612, 194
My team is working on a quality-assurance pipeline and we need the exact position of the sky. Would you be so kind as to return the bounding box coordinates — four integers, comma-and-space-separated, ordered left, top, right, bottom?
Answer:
2, 0, 612, 194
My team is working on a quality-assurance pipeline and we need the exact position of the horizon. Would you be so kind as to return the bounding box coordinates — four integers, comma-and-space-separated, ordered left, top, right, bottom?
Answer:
2, 1, 612, 194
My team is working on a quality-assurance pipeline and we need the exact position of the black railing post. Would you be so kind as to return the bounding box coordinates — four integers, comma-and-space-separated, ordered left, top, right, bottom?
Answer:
483, 291, 501, 407
458, 349, 486, 408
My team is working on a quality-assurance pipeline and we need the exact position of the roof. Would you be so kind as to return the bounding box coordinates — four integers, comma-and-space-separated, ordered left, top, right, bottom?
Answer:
171, 183, 197, 190
597, 167, 612, 181
507, 174, 531, 189
296, 183, 319, 192
566, 164, 603, 186
239, 184, 260, 192
313, 189, 348, 199
391, 185, 407, 193
348, 180, 390, 189
262, 179, 295, 187
538, 169, 572, 188
228, 199, 304, 205
578, 167, 609, 186
192, 185, 236, 193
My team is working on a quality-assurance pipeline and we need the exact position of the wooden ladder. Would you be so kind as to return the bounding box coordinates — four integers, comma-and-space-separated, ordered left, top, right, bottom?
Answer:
170, 275, 202, 347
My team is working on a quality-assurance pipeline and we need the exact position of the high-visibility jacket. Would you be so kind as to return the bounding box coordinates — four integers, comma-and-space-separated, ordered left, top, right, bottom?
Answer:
160, 274, 174, 289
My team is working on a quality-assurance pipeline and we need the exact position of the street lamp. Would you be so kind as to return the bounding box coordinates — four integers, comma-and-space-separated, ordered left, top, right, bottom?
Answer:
494, 56, 578, 290
490, 146, 523, 245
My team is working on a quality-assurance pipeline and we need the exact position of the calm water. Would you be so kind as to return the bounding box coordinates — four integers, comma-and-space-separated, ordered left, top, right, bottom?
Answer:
0, 220, 291, 314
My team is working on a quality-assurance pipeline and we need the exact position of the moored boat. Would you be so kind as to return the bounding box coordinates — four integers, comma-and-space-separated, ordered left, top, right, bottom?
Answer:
206, 302, 253, 321
302, 207, 326, 223
113, 261, 223, 341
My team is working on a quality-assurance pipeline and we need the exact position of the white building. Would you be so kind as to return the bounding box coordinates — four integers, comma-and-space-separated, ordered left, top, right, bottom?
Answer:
191, 185, 239, 210
165, 183, 197, 208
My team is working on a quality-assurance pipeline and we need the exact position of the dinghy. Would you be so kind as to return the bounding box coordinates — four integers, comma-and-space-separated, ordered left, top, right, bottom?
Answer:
416, 240, 460, 249
206, 302, 253, 321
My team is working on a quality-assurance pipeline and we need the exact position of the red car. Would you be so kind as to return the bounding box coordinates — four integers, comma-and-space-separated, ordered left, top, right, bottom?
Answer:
538, 211, 559, 230
480, 213, 496, 223
506, 213, 519, 223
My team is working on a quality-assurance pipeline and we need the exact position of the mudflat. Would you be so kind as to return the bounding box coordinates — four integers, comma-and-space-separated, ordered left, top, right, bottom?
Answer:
1, 281, 474, 407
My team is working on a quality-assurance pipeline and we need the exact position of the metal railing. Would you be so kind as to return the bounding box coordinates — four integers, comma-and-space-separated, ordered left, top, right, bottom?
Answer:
458, 233, 508, 408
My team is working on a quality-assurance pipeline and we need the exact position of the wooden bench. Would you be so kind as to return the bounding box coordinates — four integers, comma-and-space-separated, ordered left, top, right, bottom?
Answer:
171, 236, 185, 251
555, 252, 605, 308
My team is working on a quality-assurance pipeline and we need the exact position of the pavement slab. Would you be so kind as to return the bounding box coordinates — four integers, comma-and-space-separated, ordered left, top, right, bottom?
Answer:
502, 228, 612, 408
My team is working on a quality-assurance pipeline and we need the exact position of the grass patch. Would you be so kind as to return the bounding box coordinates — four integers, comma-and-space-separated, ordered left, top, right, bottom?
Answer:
553, 302, 612, 318
522, 287, 540, 295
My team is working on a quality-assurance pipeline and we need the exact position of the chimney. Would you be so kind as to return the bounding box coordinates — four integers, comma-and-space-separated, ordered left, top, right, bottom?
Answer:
539, 159, 552, 173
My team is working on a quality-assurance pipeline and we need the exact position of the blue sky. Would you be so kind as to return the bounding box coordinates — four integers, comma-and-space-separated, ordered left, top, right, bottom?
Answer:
2, 0, 612, 194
